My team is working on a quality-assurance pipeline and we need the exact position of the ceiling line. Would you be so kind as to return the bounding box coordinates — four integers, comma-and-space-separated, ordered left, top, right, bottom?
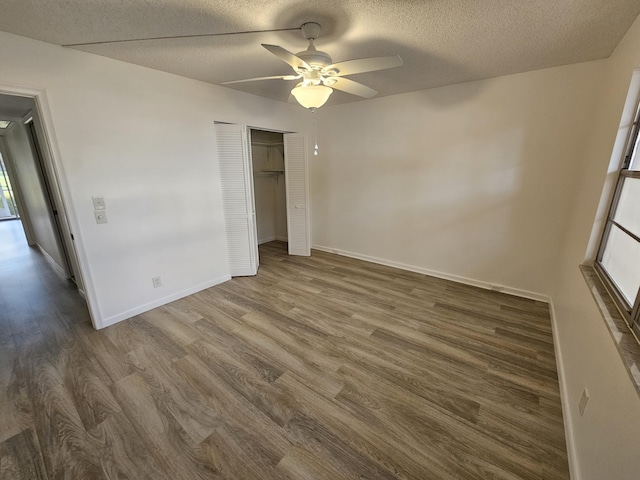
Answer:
62, 27, 301, 47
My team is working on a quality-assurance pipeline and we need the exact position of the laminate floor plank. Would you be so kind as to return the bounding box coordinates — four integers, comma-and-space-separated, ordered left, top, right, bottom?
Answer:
0, 355, 33, 445
199, 303, 345, 398
124, 345, 222, 444
73, 322, 136, 384
274, 372, 463, 480
86, 415, 165, 480
173, 350, 295, 437
111, 372, 216, 480
0, 220, 568, 479
275, 444, 351, 480
0, 428, 47, 480
335, 362, 543, 480
31, 383, 107, 480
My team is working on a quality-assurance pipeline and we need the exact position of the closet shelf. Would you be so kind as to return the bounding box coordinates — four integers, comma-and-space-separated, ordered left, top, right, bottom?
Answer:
251, 141, 284, 147
253, 170, 284, 178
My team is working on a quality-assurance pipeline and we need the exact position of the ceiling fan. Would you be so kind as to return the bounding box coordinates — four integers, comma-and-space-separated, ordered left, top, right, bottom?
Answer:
222, 22, 404, 109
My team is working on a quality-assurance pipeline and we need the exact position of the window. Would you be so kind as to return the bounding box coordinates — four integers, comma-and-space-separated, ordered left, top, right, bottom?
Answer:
596, 98, 640, 338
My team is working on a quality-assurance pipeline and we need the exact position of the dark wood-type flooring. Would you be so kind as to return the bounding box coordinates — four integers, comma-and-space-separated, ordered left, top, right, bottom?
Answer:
0, 219, 569, 479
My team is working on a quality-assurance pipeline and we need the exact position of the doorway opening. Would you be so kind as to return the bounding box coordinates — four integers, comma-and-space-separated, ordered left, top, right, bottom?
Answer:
214, 122, 310, 278
0, 152, 19, 220
0, 90, 88, 321
250, 129, 287, 246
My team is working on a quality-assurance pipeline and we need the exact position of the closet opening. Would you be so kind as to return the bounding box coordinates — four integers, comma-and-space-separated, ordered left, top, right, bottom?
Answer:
250, 129, 287, 247
214, 121, 310, 277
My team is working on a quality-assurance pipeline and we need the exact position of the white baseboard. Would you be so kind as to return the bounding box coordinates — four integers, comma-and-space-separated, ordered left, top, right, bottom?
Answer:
258, 235, 276, 245
36, 244, 67, 281
548, 300, 580, 480
311, 244, 549, 302
259, 235, 288, 245
97, 274, 231, 329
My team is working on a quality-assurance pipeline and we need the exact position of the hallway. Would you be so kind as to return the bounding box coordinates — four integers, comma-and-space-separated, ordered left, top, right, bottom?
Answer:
0, 219, 88, 337
0, 218, 91, 455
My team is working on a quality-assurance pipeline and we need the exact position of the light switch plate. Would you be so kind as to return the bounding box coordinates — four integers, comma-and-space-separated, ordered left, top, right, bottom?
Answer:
94, 211, 108, 224
92, 196, 106, 210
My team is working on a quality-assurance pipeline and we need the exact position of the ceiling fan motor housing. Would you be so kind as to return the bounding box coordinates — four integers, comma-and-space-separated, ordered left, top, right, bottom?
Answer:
297, 22, 332, 70
296, 48, 332, 69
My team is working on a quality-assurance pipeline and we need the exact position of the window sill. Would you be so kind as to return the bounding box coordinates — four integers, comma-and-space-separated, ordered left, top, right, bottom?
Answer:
580, 265, 640, 398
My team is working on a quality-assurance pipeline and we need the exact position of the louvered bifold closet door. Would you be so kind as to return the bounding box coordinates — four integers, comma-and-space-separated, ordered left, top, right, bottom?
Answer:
215, 123, 258, 276
284, 133, 311, 256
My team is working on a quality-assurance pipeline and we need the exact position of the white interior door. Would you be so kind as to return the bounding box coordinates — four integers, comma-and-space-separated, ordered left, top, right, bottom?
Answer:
284, 133, 311, 256
215, 123, 259, 276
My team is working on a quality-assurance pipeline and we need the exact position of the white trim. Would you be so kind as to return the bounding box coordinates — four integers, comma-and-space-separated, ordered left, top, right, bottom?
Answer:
258, 235, 276, 245
97, 274, 232, 329
36, 243, 66, 280
548, 299, 580, 480
311, 244, 549, 302
284, 132, 311, 256
258, 235, 288, 245
0, 82, 99, 328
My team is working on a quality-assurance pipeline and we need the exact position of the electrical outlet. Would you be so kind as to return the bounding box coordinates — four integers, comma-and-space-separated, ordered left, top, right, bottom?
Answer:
578, 388, 589, 416
152, 276, 162, 288
94, 211, 108, 224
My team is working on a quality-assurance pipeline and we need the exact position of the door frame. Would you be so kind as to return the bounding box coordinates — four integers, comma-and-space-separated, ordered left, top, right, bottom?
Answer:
0, 82, 98, 328
214, 120, 312, 273
23, 113, 74, 278
246, 125, 311, 257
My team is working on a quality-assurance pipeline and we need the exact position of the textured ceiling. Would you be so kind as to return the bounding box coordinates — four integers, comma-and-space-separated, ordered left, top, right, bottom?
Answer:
1, 1, 639, 106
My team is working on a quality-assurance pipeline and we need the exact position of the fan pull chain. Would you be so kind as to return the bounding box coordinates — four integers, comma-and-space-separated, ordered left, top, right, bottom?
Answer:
311, 107, 319, 156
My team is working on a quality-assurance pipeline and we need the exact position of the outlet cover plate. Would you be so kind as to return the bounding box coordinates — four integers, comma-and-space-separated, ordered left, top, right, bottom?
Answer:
579, 388, 589, 416
94, 211, 108, 224
92, 196, 106, 210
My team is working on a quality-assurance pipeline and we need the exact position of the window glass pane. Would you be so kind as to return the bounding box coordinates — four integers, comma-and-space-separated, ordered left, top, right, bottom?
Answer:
613, 177, 640, 238
601, 225, 640, 306
630, 132, 640, 170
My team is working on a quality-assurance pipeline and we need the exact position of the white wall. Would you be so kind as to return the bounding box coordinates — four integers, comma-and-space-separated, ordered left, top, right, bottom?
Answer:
311, 17, 640, 478
3, 19, 640, 476
551, 14, 640, 480
0, 31, 310, 327
313, 61, 606, 298
3, 121, 66, 271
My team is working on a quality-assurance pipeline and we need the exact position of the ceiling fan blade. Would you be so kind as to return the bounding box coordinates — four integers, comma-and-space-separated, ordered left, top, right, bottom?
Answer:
329, 77, 378, 98
322, 55, 403, 76
222, 74, 300, 85
262, 44, 311, 72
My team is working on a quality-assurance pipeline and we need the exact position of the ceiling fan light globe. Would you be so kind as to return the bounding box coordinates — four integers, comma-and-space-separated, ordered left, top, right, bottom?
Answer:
291, 84, 333, 109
